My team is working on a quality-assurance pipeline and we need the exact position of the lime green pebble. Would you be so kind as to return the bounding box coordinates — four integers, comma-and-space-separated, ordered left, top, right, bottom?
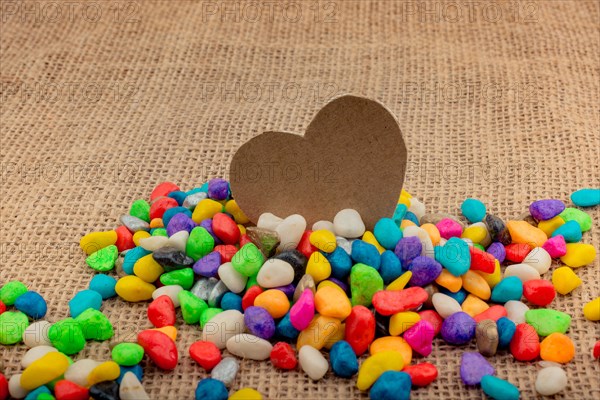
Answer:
559, 207, 592, 232
130, 199, 151, 222
473, 243, 486, 251
232, 243, 264, 277
160, 268, 194, 289
86, 245, 118, 272
37, 393, 56, 400
0, 280, 28, 305
350, 263, 384, 307
49, 318, 86, 354
111, 342, 144, 366
178, 290, 208, 324
152, 228, 168, 237
246, 274, 259, 290
186, 227, 215, 261
525, 309, 571, 336
200, 308, 223, 329
0, 311, 29, 344
75, 308, 114, 340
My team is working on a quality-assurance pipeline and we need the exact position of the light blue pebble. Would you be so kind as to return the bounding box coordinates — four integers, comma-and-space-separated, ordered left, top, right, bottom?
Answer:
326, 246, 353, 280
117, 364, 144, 384
162, 206, 192, 228
496, 317, 516, 348
392, 204, 408, 226
439, 287, 468, 304
571, 188, 600, 207
404, 211, 419, 225
330, 340, 358, 378
379, 250, 403, 284
25, 385, 51, 400
122, 246, 151, 275
481, 375, 520, 400
14, 291, 47, 319
434, 237, 471, 276
369, 371, 412, 400
168, 190, 188, 206
195, 378, 228, 400
69, 289, 103, 318
276, 312, 299, 339
220, 292, 243, 312
89, 274, 118, 300
551, 220, 582, 243
374, 218, 403, 250
461, 198, 487, 223
490, 277, 523, 303
351, 240, 381, 270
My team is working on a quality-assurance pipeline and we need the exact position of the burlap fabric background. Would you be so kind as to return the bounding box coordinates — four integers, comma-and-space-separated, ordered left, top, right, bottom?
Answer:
1, 0, 599, 398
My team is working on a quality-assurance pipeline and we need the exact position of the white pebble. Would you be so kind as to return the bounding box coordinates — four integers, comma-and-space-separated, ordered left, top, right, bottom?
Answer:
299, 345, 329, 380
408, 197, 426, 220
336, 236, 352, 255
438, 238, 447, 246
8, 374, 29, 399
257, 259, 294, 288
168, 230, 189, 252
64, 359, 101, 386
538, 360, 562, 368
333, 209, 366, 239
218, 262, 248, 293
432, 293, 462, 319
120, 371, 150, 400
535, 366, 568, 396
152, 285, 183, 307
523, 247, 552, 274
276, 214, 307, 251
462, 238, 474, 247
403, 226, 434, 257
257, 212, 283, 231
21, 345, 57, 367
211, 357, 239, 387
312, 220, 335, 232
226, 333, 273, 360
22, 320, 52, 348
202, 310, 246, 349
505, 300, 530, 324
504, 263, 541, 282
139, 236, 169, 251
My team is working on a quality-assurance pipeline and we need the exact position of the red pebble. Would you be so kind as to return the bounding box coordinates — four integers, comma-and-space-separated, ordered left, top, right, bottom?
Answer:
504, 243, 532, 263
115, 225, 135, 252
54, 379, 89, 400
239, 234, 252, 247
149, 197, 178, 220
403, 362, 438, 387
523, 279, 556, 306
0, 373, 7, 400
242, 286, 263, 310
270, 342, 298, 370
137, 329, 178, 370
151, 182, 180, 201
474, 305, 508, 323
418, 310, 443, 336
147, 295, 176, 328
214, 245, 238, 262
0, 300, 6, 315
345, 305, 375, 356
212, 213, 241, 245
510, 323, 540, 361
189, 340, 222, 371
469, 246, 496, 273
372, 287, 428, 316
296, 230, 318, 258
593, 340, 600, 359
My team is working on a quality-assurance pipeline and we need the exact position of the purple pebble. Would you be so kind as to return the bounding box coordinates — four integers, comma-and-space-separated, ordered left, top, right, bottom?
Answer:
244, 306, 276, 340
208, 178, 230, 200
460, 352, 495, 385
166, 213, 197, 236
394, 236, 422, 266
486, 242, 506, 263
327, 277, 349, 294
407, 256, 442, 287
274, 284, 295, 298
529, 199, 565, 221
441, 312, 476, 345
193, 251, 222, 277
200, 219, 223, 245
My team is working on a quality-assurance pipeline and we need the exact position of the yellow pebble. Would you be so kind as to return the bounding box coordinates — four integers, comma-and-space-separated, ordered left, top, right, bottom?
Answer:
254, 289, 290, 318
421, 223, 441, 246
309, 230, 337, 253
317, 280, 343, 291
20, 352, 70, 390
149, 218, 164, 228
386, 271, 412, 291
191, 199, 223, 223
583, 297, 600, 321
461, 294, 490, 317
314, 285, 352, 319
306, 252, 332, 283
153, 325, 177, 341
356, 350, 404, 390
461, 270, 491, 300
88, 361, 121, 386
79, 230, 117, 255
552, 267, 582, 295
461, 225, 487, 244
560, 243, 597, 268
132, 231, 151, 246
435, 269, 462, 292
133, 254, 164, 283
238, 224, 246, 235
115, 275, 156, 302
506, 220, 547, 248
538, 216, 565, 237
369, 336, 412, 365
230, 388, 263, 400
324, 323, 345, 350
362, 231, 385, 254
401, 189, 412, 199
297, 315, 342, 350
475, 259, 502, 289
400, 219, 416, 229
225, 199, 250, 224
389, 311, 420, 336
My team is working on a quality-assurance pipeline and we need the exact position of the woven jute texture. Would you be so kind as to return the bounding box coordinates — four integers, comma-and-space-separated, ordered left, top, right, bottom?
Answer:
1, 0, 599, 398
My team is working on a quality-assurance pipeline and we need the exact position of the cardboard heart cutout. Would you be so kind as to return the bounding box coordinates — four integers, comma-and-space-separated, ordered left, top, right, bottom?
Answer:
229, 95, 407, 229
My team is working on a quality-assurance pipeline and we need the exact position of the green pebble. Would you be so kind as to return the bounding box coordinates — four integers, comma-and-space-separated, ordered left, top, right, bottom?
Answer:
86, 245, 118, 272
200, 307, 223, 329
111, 342, 144, 366
0, 311, 29, 344
186, 227, 215, 261
559, 207, 592, 232
49, 318, 86, 354
178, 290, 208, 324
473, 243, 486, 251
231, 243, 264, 277
130, 199, 151, 222
245, 274, 259, 290
37, 393, 56, 400
160, 268, 194, 289
0, 280, 28, 305
525, 308, 571, 336
74, 308, 114, 341
152, 228, 168, 237
350, 263, 383, 307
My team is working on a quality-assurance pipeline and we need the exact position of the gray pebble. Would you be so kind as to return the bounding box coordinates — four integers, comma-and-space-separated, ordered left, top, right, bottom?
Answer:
293, 274, 316, 303
476, 319, 499, 357
191, 277, 218, 301
211, 357, 239, 387
120, 215, 150, 232
208, 280, 229, 307
183, 192, 208, 210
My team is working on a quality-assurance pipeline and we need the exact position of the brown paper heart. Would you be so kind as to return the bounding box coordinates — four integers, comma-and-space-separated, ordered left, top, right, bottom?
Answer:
229, 95, 407, 229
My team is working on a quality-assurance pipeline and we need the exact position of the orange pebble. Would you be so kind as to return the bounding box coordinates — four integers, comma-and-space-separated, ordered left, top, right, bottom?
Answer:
461, 270, 491, 300
296, 315, 342, 350
506, 220, 547, 248
254, 289, 290, 319
461, 294, 489, 317
370, 336, 413, 365
152, 325, 177, 341
400, 220, 416, 229
540, 333, 575, 363
435, 269, 462, 292
420, 223, 441, 246
314, 285, 352, 320
150, 218, 164, 228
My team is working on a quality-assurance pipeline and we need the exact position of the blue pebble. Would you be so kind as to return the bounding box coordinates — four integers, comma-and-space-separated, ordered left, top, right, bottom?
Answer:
162, 206, 192, 228
379, 250, 403, 284
496, 317, 516, 348
461, 198, 487, 223
394, 236, 422, 266
369, 371, 411, 400
439, 287, 468, 305
434, 237, 471, 276
14, 291, 47, 319
571, 188, 600, 207
117, 364, 144, 384
407, 256, 442, 287
490, 277, 523, 303
69, 289, 103, 318
89, 274, 117, 299
481, 375, 520, 400
195, 378, 228, 400
330, 340, 359, 378
441, 312, 476, 345
167, 190, 188, 206
551, 220, 582, 243
487, 242, 506, 263
220, 292, 243, 312
374, 218, 403, 250
25, 385, 51, 400
276, 312, 299, 340
392, 204, 408, 226
326, 246, 353, 280
403, 211, 419, 225
351, 240, 381, 270
123, 246, 151, 275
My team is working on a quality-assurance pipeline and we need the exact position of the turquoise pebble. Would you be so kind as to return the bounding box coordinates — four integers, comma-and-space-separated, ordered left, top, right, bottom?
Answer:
117, 364, 144, 384
461, 198, 487, 223
276, 312, 299, 340
491, 277, 523, 303
439, 287, 468, 304
481, 375, 520, 400
220, 292, 243, 312
163, 207, 193, 228
496, 317, 516, 348
14, 291, 47, 319
330, 340, 359, 378
89, 274, 117, 299
434, 237, 471, 276
25, 385, 51, 400
370, 371, 412, 400
326, 246, 353, 280
351, 240, 381, 270
168, 190, 188, 206
379, 250, 403, 284
69, 290, 103, 318
571, 188, 600, 207
374, 218, 403, 250
551, 220, 582, 243
188, 182, 209, 195
404, 211, 419, 225
122, 246, 151, 275
392, 204, 408, 226
195, 378, 228, 400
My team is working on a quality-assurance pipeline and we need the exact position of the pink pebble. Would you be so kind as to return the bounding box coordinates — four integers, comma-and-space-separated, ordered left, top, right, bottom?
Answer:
289, 289, 315, 331
436, 218, 463, 240
403, 320, 435, 356
542, 235, 567, 258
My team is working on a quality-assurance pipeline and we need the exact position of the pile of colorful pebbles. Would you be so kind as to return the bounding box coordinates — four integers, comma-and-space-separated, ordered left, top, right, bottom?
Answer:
1, 181, 599, 400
